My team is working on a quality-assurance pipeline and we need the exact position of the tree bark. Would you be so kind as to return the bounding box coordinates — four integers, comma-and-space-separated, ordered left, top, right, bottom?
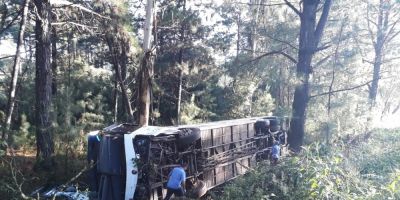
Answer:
176, 0, 186, 125
287, 0, 332, 152
177, 69, 183, 125
51, 26, 57, 95
34, 0, 54, 167
138, 0, 154, 126
113, 79, 118, 123
3, 0, 30, 140
368, 0, 388, 107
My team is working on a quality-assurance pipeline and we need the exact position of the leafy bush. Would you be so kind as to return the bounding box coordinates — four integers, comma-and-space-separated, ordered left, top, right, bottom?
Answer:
219, 130, 400, 200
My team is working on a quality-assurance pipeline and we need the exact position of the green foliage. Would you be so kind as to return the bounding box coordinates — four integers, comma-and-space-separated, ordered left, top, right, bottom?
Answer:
220, 130, 400, 200
8, 114, 33, 149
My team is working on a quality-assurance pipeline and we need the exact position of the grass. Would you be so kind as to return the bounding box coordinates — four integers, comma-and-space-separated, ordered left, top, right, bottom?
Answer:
218, 128, 400, 200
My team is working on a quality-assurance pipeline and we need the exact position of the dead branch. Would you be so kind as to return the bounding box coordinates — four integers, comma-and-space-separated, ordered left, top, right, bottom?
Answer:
51, 21, 98, 29
49, 0, 110, 20
315, 0, 332, 45
0, 9, 22, 36
0, 157, 33, 200
310, 80, 374, 99
58, 161, 95, 189
251, 48, 297, 63
264, 33, 298, 50
236, 2, 293, 7
0, 55, 15, 60
284, 0, 301, 16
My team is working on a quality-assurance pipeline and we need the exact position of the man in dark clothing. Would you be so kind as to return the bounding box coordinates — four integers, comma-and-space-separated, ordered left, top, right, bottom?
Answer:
87, 131, 101, 193
164, 162, 188, 200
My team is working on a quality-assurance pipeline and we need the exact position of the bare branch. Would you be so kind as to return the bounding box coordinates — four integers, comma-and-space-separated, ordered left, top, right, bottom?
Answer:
314, 54, 331, 68
236, 2, 292, 7
252, 49, 297, 64
315, 0, 332, 45
366, 3, 377, 47
315, 44, 332, 52
50, 0, 110, 20
284, 0, 301, 16
0, 9, 22, 36
264, 33, 298, 50
0, 55, 15, 60
51, 21, 98, 29
310, 80, 373, 98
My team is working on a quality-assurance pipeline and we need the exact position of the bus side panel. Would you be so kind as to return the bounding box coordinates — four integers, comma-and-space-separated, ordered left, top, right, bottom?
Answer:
235, 158, 245, 176
232, 125, 240, 145
248, 123, 255, 138
213, 128, 224, 154
201, 129, 213, 157
201, 129, 213, 148
239, 124, 248, 140
203, 169, 215, 189
225, 164, 234, 180
215, 166, 225, 185
223, 127, 231, 151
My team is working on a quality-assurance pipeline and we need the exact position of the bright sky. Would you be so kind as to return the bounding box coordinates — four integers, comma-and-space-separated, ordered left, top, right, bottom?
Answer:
0, 38, 16, 57
1, 0, 400, 128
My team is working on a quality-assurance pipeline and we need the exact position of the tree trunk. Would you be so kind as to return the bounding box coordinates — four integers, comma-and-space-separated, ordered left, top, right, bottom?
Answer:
368, 0, 387, 107
250, 0, 260, 58
114, 56, 134, 122
113, 79, 118, 123
177, 69, 183, 125
176, 0, 186, 125
287, 0, 332, 152
34, 0, 54, 167
3, 0, 30, 140
51, 27, 57, 95
138, 0, 154, 126
236, 13, 241, 59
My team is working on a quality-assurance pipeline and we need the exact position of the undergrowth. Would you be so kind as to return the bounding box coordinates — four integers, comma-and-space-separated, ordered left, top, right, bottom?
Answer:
218, 129, 400, 200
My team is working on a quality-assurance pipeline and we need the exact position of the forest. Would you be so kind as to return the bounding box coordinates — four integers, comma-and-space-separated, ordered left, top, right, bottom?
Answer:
1, 0, 400, 199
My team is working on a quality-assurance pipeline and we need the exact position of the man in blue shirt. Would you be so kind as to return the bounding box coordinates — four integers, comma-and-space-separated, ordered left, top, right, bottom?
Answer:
164, 162, 188, 200
271, 141, 280, 165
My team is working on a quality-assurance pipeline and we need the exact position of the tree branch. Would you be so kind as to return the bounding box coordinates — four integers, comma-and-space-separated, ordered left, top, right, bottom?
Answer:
310, 80, 373, 98
0, 55, 15, 60
366, 4, 377, 47
314, 0, 332, 45
284, 0, 301, 16
51, 21, 98, 29
236, 2, 292, 7
314, 54, 331, 68
251, 49, 297, 64
50, 0, 110, 20
315, 44, 331, 52
0, 9, 22, 36
264, 33, 298, 50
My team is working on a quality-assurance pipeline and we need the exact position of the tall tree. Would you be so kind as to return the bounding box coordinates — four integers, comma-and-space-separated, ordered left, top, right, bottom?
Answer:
138, 0, 154, 126
286, 0, 332, 152
34, 0, 54, 166
104, 6, 135, 122
364, 0, 400, 107
3, 0, 30, 140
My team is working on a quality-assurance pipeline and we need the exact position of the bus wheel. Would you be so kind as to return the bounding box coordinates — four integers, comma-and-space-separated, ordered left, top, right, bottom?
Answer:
190, 180, 207, 198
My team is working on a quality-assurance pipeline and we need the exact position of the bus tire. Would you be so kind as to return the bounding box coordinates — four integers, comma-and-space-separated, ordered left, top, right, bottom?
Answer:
190, 180, 207, 198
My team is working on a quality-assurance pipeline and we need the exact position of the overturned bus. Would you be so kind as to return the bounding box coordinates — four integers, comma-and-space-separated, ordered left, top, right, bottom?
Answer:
87, 116, 288, 200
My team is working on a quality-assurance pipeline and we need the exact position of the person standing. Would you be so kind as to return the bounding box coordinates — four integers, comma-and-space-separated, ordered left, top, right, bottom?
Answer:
164, 162, 188, 200
87, 131, 101, 194
271, 141, 280, 165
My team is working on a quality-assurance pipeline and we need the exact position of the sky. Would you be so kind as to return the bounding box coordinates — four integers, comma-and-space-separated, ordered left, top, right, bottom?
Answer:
1, 0, 400, 128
